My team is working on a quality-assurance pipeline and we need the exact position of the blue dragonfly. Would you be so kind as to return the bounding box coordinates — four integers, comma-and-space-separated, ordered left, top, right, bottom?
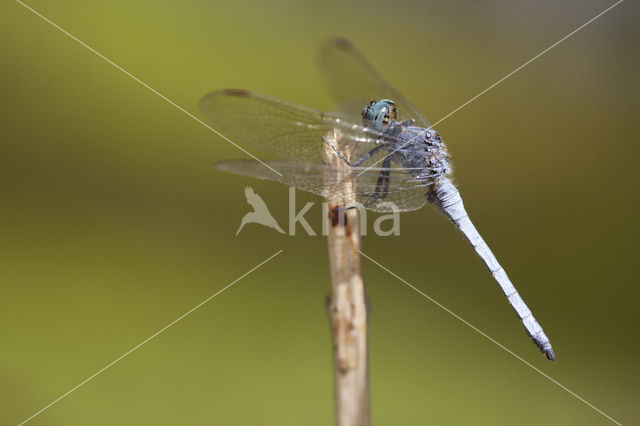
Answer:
200, 38, 555, 361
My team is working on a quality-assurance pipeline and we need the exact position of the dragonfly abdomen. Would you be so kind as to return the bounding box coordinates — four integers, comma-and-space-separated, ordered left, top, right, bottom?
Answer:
428, 177, 555, 360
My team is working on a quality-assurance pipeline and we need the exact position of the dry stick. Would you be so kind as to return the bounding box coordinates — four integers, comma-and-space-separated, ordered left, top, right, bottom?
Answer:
324, 131, 371, 426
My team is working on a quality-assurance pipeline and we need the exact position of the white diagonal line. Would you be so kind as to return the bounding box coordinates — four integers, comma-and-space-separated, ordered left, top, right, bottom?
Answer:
358, 249, 623, 426
357, 0, 624, 176
14, 0, 283, 177
430, 0, 623, 128
17, 249, 284, 426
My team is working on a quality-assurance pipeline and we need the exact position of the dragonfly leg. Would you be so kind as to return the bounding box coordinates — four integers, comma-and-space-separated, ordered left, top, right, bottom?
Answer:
353, 145, 385, 167
321, 137, 352, 165
321, 137, 385, 167
364, 156, 391, 207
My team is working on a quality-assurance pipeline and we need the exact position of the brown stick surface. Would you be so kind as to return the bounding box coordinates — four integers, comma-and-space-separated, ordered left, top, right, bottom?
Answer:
323, 131, 370, 426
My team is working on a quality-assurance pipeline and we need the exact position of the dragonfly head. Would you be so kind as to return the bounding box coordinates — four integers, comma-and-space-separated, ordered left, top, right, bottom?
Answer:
362, 99, 397, 131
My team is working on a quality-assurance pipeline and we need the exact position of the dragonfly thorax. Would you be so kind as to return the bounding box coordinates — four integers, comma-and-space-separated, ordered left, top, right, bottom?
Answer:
362, 99, 397, 131
362, 99, 451, 181
388, 123, 451, 181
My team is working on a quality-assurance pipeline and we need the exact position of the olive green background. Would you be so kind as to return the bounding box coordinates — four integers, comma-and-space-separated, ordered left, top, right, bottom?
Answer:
1, 1, 638, 425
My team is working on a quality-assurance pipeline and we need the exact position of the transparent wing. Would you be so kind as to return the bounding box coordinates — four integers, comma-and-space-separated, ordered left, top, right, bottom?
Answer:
317, 37, 430, 128
200, 89, 397, 164
216, 159, 429, 212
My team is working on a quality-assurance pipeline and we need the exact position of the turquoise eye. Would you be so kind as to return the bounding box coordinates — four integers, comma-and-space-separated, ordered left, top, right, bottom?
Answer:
361, 99, 397, 131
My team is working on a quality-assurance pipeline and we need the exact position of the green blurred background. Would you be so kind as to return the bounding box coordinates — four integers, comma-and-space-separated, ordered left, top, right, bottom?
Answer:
1, 0, 638, 424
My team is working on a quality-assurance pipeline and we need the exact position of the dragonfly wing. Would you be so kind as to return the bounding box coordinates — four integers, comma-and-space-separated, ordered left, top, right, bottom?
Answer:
317, 37, 430, 128
216, 159, 429, 212
200, 89, 389, 164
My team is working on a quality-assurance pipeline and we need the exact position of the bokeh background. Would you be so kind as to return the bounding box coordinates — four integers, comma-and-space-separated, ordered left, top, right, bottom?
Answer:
1, 0, 638, 425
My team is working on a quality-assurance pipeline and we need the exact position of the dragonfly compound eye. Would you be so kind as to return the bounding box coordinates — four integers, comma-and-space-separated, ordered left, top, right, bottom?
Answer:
361, 99, 398, 131
361, 101, 374, 120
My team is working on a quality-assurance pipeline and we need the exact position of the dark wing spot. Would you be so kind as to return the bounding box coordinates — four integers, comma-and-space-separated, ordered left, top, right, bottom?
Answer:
224, 89, 251, 97
334, 37, 354, 51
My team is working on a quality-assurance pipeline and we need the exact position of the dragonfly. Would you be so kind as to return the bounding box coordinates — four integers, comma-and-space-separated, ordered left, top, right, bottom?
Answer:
199, 37, 555, 361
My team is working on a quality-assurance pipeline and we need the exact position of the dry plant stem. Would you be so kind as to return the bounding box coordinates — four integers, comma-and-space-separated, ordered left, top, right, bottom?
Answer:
324, 132, 370, 426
